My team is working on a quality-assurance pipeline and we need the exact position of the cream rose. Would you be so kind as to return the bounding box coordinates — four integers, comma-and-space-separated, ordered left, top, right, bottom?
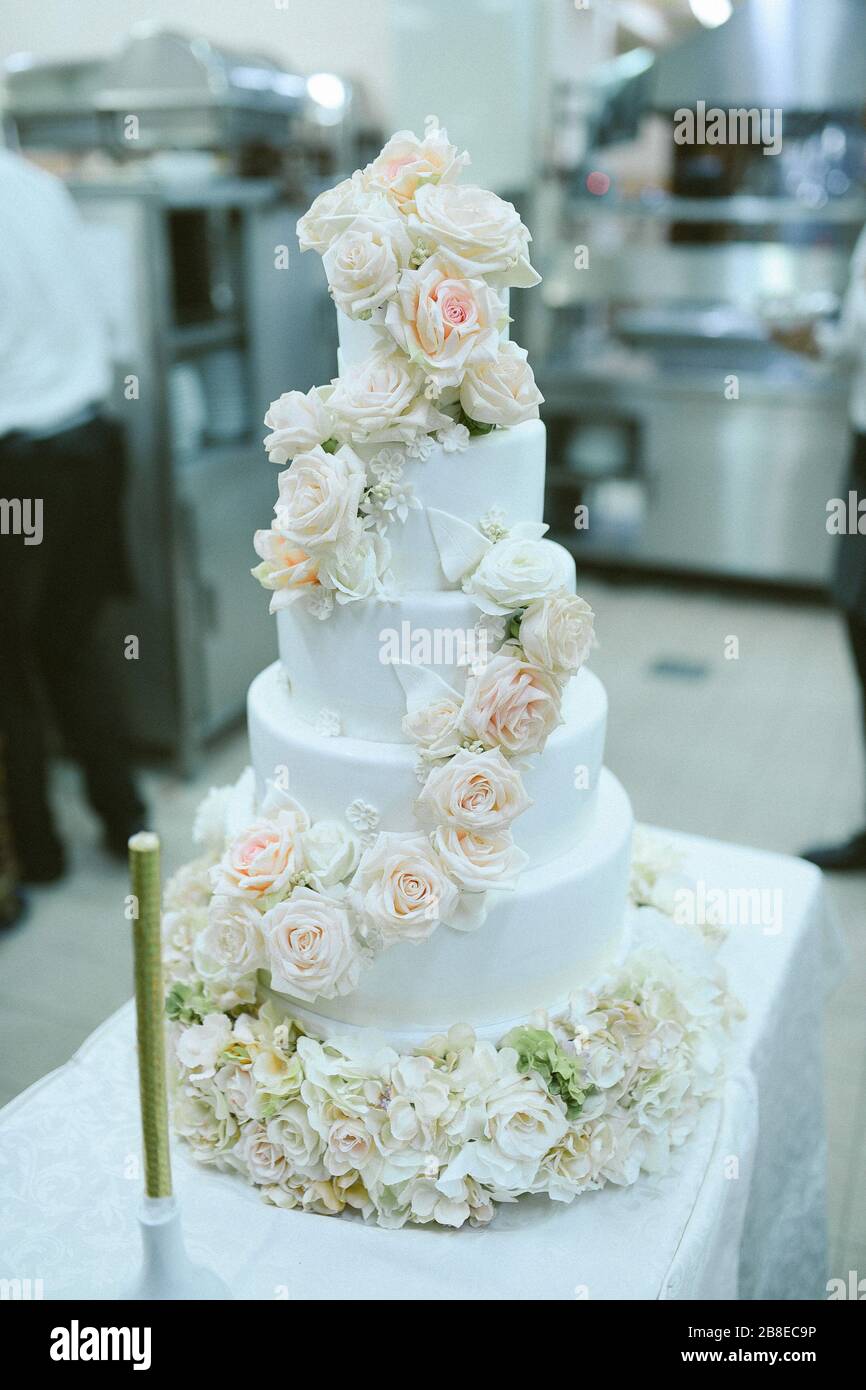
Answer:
519, 591, 595, 678
460, 648, 563, 756
233, 1122, 287, 1184
327, 347, 449, 445
300, 820, 360, 888
193, 896, 267, 985
402, 696, 465, 760
263, 887, 360, 1001
263, 387, 333, 465
349, 831, 459, 943
463, 537, 565, 615
274, 444, 365, 552
432, 825, 527, 892
297, 171, 390, 253
416, 748, 531, 834
385, 253, 501, 389
213, 808, 309, 902
459, 341, 543, 427
251, 530, 319, 612
365, 123, 468, 213
323, 215, 412, 318
409, 182, 540, 288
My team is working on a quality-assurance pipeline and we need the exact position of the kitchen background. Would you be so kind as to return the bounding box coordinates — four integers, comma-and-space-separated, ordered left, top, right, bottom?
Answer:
0, 0, 864, 1279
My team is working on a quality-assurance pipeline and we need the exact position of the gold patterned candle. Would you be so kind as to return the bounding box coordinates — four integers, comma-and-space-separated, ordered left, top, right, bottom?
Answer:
128, 831, 172, 1199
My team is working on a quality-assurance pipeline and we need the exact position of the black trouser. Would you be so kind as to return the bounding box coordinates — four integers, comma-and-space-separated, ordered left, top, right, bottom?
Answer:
847, 612, 866, 750
0, 416, 143, 862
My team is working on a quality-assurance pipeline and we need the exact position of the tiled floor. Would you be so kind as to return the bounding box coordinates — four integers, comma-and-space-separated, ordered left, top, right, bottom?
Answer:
1, 578, 863, 1279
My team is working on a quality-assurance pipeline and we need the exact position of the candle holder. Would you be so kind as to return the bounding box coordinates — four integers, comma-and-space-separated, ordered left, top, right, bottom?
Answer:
121, 831, 231, 1301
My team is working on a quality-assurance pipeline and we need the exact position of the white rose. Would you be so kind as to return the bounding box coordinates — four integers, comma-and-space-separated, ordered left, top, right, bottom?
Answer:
297, 172, 390, 253
519, 591, 595, 678
213, 1062, 260, 1122
263, 887, 361, 1002
327, 347, 449, 445
484, 1065, 569, 1170
275, 444, 366, 552
266, 1103, 325, 1179
459, 341, 543, 427
193, 896, 267, 985
173, 1087, 238, 1160
409, 182, 540, 288
325, 1118, 378, 1177
365, 122, 468, 213
385, 253, 501, 389
464, 537, 565, 615
402, 696, 464, 759
212, 808, 309, 903
233, 1121, 287, 1184
460, 648, 563, 756
349, 831, 459, 943
263, 387, 333, 465
317, 531, 390, 604
175, 1013, 232, 1080
164, 855, 213, 912
300, 820, 360, 887
416, 748, 531, 834
323, 215, 413, 318
432, 825, 527, 892
251, 530, 320, 613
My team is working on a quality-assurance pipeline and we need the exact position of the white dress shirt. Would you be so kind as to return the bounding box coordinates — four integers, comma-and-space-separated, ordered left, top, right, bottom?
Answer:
817, 224, 866, 433
0, 149, 111, 438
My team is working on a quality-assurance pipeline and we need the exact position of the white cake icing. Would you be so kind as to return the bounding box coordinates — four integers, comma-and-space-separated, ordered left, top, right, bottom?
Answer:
264, 768, 632, 1039
248, 660, 608, 867
164, 121, 734, 1232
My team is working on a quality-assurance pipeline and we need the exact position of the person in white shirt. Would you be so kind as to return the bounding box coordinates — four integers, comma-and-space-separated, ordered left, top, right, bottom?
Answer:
0, 148, 146, 882
777, 226, 866, 870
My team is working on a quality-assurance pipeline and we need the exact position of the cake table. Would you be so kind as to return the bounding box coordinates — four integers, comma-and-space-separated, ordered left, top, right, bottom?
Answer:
0, 834, 841, 1301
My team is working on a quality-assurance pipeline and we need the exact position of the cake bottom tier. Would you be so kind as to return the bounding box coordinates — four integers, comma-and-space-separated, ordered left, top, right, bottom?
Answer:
266, 768, 633, 1043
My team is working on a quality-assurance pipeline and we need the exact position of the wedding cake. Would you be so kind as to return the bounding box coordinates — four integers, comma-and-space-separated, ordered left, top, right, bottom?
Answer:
164, 122, 734, 1229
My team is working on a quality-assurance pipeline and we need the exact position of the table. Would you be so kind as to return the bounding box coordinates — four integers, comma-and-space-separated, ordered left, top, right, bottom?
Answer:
0, 833, 844, 1301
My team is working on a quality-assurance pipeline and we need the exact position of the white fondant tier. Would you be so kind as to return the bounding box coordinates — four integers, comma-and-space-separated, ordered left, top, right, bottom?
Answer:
248, 659, 608, 868
276, 549, 575, 742
265, 767, 632, 1041
354, 420, 547, 592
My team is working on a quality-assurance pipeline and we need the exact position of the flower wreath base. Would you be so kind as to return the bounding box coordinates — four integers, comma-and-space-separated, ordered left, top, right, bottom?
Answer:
166, 883, 739, 1231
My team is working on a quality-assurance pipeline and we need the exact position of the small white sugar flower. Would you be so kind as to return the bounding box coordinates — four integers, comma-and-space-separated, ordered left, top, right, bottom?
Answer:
382, 481, 421, 524
304, 587, 335, 621
437, 422, 470, 454
479, 507, 509, 543
315, 709, 342, 737
406, 434, 435, 461
346, 799, 380, 833
370, 448, 406, 484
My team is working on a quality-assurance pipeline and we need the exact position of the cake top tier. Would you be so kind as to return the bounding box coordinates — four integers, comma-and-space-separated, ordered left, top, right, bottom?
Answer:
253, 119, 545, 620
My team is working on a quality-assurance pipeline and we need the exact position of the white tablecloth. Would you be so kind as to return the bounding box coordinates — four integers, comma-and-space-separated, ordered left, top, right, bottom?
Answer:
0, 833, 843, 1301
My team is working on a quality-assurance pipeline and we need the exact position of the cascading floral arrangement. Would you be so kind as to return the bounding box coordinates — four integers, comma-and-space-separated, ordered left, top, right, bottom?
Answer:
251, 117, 545, 621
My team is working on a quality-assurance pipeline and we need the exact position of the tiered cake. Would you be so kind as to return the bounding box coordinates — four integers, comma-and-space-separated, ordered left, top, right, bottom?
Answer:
164, 123, 733, 1229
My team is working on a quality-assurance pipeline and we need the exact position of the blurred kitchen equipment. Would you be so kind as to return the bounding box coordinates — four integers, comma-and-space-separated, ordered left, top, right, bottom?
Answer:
537, 0, 866, 587
2, 29, 352, 768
